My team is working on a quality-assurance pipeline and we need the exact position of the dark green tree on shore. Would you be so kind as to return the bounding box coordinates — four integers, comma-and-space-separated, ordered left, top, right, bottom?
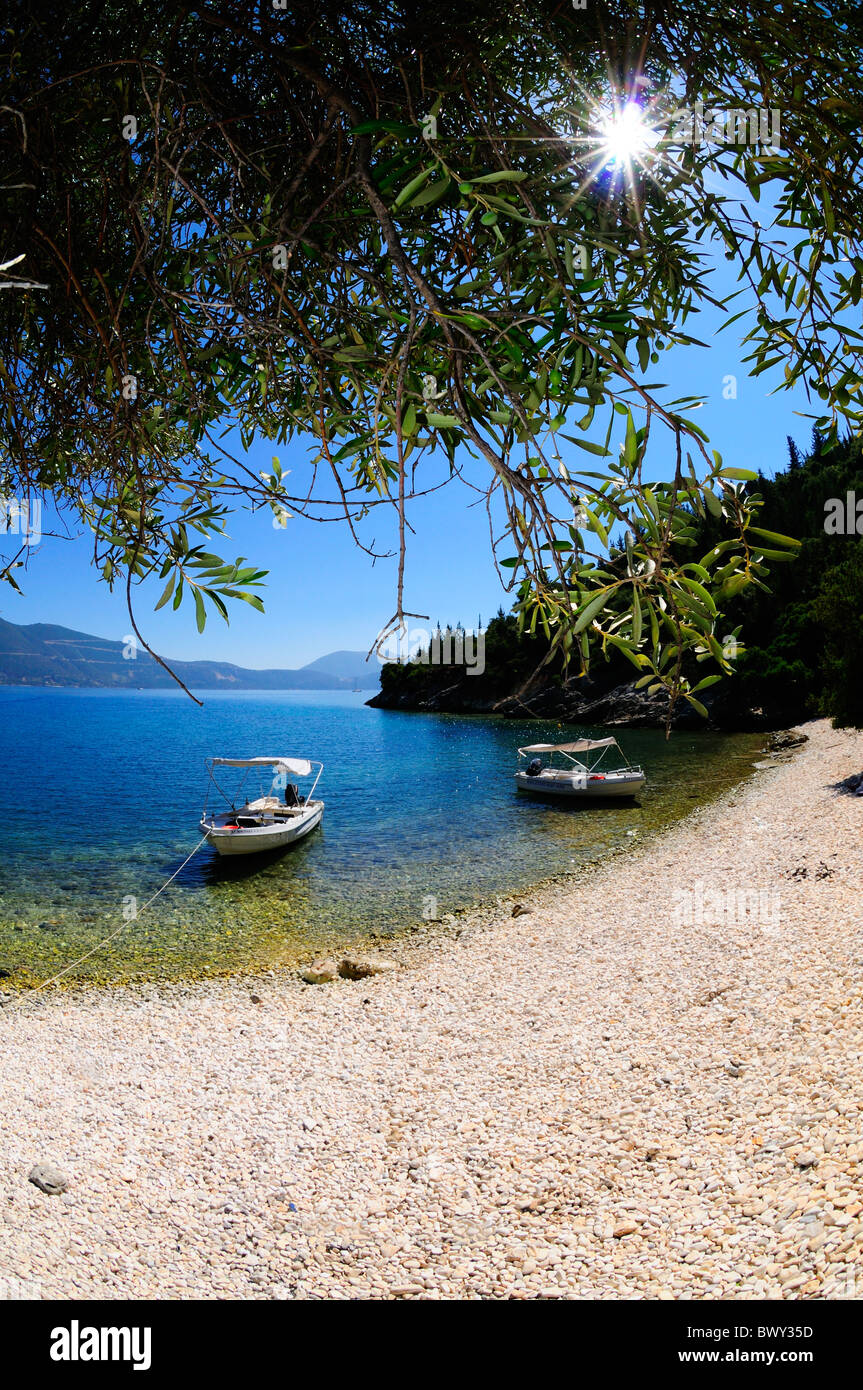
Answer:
726, 433, 863, 728
381, 433, 863, 728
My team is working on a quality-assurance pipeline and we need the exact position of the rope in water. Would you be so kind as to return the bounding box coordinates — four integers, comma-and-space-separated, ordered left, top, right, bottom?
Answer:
1, 834, 210, 1016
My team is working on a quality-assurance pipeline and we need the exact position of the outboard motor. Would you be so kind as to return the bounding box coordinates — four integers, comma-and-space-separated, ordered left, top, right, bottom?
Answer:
526, 757, 543, 777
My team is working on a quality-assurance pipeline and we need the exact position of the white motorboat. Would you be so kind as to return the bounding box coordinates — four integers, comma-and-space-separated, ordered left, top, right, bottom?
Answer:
515, 737, 645, 800
200, 755, 324, 856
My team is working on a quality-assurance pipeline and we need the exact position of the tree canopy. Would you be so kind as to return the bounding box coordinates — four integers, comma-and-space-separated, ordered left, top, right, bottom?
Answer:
2, 1, 862, 708
379, 429, 863, 728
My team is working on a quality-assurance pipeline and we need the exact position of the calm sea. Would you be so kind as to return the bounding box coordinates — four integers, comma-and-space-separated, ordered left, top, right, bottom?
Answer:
0, 688, 762, 985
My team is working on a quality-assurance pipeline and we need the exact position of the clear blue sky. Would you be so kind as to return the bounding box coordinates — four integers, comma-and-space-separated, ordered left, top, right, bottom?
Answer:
4, 253, 816, 671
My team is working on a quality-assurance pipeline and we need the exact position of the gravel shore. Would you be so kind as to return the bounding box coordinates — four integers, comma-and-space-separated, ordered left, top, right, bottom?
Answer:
1, 718, 861, 1301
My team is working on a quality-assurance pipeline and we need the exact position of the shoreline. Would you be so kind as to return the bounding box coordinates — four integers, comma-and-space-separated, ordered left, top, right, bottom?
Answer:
2, 718, 862, 1299
0, 727, 765, 997
365, 674, 792, 734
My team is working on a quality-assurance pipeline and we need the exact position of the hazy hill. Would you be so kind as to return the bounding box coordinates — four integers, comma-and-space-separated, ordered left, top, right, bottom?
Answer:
301, 649, 376, 687
0, 617, 380, 691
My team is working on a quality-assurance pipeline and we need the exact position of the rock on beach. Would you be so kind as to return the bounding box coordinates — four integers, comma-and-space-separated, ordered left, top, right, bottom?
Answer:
28, 1163, 68, 1196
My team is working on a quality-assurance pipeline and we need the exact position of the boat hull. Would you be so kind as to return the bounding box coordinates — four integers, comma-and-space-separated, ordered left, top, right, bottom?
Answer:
515, 771, 645, 800
201, 800, 324, 856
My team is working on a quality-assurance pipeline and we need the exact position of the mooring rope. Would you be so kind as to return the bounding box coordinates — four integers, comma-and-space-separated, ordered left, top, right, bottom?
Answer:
1, 834, 210, 1016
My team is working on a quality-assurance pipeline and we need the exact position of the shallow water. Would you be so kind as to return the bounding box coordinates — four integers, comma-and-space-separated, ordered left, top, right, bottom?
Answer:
0, 688, 762, 985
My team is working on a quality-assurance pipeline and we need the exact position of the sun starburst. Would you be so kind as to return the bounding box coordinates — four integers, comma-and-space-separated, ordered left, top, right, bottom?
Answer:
598, 99, 660, 172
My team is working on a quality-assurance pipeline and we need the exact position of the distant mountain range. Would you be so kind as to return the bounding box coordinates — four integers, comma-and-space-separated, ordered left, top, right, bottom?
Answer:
0, 617, 379, 691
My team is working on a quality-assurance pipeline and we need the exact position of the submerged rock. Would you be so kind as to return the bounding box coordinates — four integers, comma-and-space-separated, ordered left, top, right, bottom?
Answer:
338, 955, 397, 980
766, 729, 809, 752
28, 1163, 68, 1196
300, 959, 338, 984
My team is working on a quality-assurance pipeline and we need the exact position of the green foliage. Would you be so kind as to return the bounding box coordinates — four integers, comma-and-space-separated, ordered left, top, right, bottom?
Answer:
378, 608, 555, 699
2, 2, 863, 697
386, 434, 863, 730
813, 547, 863, 728
717, 432, 863, 727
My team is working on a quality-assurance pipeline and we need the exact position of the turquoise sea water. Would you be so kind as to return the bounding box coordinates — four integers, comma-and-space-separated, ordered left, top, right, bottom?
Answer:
0, 688, 762, 985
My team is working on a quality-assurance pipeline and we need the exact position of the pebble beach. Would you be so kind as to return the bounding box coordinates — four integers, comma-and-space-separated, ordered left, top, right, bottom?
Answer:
1, 718, 861, 1301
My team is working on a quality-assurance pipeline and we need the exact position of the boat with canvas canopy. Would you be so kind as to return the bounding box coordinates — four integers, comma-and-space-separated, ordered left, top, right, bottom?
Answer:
200, 756, 324, 856
515, 737, 645, 800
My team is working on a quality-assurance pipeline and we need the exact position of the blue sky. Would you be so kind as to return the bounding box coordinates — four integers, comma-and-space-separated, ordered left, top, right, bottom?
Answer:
4, 252, 816, 671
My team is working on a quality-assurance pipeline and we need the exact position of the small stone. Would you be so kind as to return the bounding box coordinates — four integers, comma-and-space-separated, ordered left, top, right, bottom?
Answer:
28, 1163, 68, 1196
338, 955, 397, 980
613, 1221, 639, 1238
796, 1152, 819, 1169
300, 959, 338, 984
250, 994, 262, 1005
